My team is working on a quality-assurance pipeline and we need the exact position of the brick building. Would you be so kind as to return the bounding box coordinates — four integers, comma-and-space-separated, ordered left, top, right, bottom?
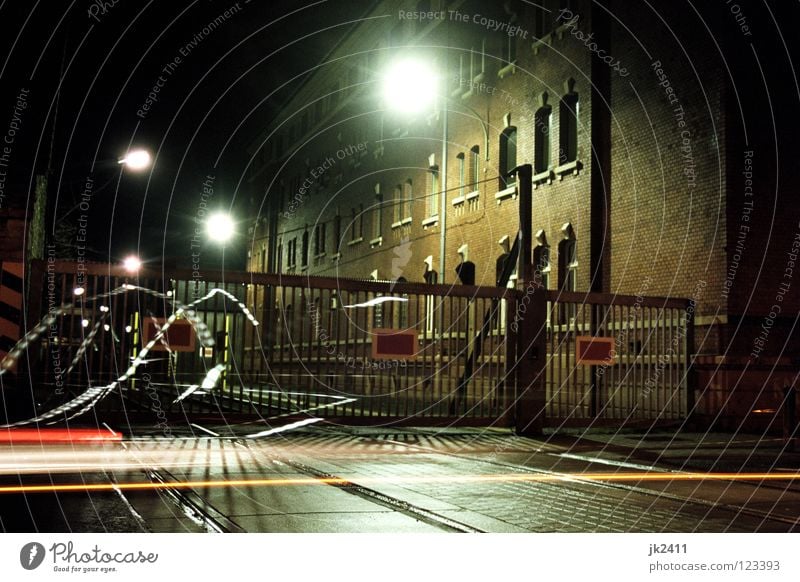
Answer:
244, 0, 799, 426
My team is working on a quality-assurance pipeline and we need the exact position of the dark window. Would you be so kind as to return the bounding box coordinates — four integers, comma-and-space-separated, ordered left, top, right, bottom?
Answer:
333, 214, 342, 253
469, 146, 480, 191
534, 106, 552, 174
499, 127, 517, 189
559, 92, 579, 164
428, 165, 439, 217
301, 231, 309, 267
533, 245, 551, 289
558, 238, 577, 291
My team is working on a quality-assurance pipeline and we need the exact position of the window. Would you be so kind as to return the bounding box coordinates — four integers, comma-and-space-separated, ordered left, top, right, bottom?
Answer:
503, 35, 517, 67
534, 106, 552, 174
403, 179, 413, 220
558, 238, 577, 291
301, 231, 309, 267
333, 213, 342, 254
314, 222, 326, 256
499, 127, 517, 189
470, 38, 486, 80
469, 146, 480, 191
457, 153, 465, 197
277, 239, 283, 271
350, 205, 364, 242
533, 244, 551, 290
427, 165, 439, 218
559, 88, 579, 165
393, 184, 403, 224
287, 238, 297, 268
372, 192, 383, 240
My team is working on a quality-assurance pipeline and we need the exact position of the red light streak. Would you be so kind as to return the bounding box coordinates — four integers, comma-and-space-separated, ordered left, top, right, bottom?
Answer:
0, 429, 123, 444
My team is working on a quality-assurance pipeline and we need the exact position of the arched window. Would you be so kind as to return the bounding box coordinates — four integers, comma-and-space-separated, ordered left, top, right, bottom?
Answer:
559, 80, 579, 165
403, 179, 413, 220
469, 145, 480, 192
301, 230, 309, 267
533, 230, 551, 290
499, 126, 517, 189
534, 100, 552, 174
427, 164, 439, 218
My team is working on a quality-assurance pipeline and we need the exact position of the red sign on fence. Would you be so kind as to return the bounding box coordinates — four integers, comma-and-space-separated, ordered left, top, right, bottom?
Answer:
371, 328, 418, 360
575, 336, 615, 365
142, 318, 196, 352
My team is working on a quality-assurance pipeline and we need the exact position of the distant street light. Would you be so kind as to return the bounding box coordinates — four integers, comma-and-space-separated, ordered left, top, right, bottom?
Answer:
122, 255, 142, 273
206, 212, 235, 244
118, 149, 151, 171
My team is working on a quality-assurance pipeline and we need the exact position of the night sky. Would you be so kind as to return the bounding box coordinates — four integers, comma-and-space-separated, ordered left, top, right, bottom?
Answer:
0, 0, 370, 269
0, 0, 798, 271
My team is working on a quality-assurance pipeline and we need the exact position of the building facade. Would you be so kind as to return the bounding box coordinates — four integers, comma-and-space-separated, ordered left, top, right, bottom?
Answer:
244, 0, 799, 427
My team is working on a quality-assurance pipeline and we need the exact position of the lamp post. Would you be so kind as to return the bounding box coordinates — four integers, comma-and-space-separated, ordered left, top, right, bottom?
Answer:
382, 58, 489, 284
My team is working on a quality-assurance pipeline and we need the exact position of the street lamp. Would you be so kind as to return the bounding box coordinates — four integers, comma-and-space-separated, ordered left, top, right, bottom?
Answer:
381, 57, 489, 285
382, 57, 449, 283
122, 255, 142, 273
118, 149, 152, 171
206, 212, 235, 244
382, 58, 439, 115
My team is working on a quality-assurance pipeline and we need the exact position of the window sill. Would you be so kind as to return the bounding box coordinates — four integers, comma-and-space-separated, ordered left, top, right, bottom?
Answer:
466, 190, 479, 201
300, 265, 308, 272
554, 160, 583, 179
391, 217, 412, 229
421, 216, 439, 228
314, 252, 326, 259
347, 237, 363, 246
532, 169, 554, 189
497, 61, 516, 79
331, 252, 342, 261
452, 195, 465, 206
370, 236, 383, 248
494, 185, 517, 204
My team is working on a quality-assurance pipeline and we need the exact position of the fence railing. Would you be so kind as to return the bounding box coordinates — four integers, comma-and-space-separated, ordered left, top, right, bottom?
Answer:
21, 261, 692, 427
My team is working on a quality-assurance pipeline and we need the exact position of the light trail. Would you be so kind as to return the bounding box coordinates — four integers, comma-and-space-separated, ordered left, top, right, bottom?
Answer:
0, 428, 122, 444
2, 471, 800, 495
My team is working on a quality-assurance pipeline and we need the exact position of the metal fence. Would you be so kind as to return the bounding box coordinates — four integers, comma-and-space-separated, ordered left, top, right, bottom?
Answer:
20, 261, 692, 428
544, 291, 692, 424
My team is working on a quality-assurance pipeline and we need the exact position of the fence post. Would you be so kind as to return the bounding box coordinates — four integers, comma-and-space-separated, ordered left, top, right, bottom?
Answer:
513, 164, 546, 435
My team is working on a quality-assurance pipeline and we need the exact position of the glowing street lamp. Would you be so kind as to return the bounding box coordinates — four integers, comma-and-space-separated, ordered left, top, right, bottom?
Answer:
382, 57, 448, 284
206, 212, 235, 244
122, 255, 142, 273
118, 149, 151, 171
381, 58, 440, 115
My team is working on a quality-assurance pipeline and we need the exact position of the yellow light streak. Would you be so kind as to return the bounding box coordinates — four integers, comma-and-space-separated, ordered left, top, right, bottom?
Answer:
2, 471, 799, 495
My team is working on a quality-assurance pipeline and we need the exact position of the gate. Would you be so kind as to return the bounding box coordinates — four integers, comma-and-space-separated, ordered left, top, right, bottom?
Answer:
13, 261, 692, 429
